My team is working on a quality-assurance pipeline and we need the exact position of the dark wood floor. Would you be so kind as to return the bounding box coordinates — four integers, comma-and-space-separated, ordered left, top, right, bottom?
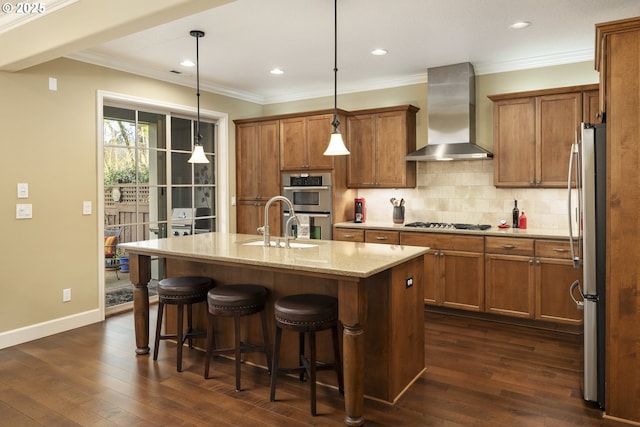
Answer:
0, 307, 629, 426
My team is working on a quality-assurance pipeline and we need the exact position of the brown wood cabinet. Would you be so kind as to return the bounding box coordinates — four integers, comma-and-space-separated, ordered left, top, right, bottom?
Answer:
280, 112, 345, 171
332, 227, 364, 242
485, 237, 535, 318
235, 119, 281, 236
347, 105, 418, 188
534, 240, 582, 325
596, 17, 640, 423
365, 230, 399, 245
489, 85, 598, 188
401, 232, 484, 311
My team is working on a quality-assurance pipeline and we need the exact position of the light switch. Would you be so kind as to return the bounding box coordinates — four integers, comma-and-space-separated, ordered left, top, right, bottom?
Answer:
83, 201, 92, 215
49, 77, 57, 91
16, 204, 33, 219
17, 183, 28, 198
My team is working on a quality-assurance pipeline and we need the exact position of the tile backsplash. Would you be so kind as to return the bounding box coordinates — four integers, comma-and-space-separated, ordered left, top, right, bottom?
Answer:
358, 159, 570, 231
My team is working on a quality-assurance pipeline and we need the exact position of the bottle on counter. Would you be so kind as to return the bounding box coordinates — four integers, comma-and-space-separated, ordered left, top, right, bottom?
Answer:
512, 199, 519, 228
519, 210, 527, 229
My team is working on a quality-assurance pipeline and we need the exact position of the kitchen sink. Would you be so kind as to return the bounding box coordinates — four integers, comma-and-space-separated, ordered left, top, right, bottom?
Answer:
240, 239, 318, 249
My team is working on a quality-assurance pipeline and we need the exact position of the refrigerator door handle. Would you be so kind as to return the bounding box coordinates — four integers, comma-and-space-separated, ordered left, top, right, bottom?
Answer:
568, 142, 580, 268
569, 280, 585, 310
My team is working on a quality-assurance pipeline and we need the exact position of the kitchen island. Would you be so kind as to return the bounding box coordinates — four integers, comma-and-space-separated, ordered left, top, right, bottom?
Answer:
120, 232, 428, 426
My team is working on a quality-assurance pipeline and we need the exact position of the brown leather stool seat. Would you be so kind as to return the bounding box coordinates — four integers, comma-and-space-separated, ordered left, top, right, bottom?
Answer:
270, 294, 343, 416
205, 284, 271, 391
153, 276, 214, 372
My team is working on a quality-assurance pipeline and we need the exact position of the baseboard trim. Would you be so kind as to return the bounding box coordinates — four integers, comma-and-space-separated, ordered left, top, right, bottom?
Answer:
0, 309, 103, 350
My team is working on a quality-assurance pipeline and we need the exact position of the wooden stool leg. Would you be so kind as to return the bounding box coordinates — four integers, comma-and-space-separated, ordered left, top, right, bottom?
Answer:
270, 326, 282, 402
234, 314, 242, 391
331, 324, 344, 393
309, 331, 317, 416
176, 302, 184, 372
204, 312, 215, 379
153, 302, 164, 361
187, 303, 194, 349
298, 332, 306, 382
260, 309, 272, 374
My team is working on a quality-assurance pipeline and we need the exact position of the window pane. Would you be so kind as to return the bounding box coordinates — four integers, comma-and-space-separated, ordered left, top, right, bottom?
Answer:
104, 118, 136, 148
139, 112, 166, 150
104, 147, 137, 184
172, 117, 192, 151
171, 152, 192, 184
198, 121, 216, 153
148, 186, 168, 221
171, 187, 193, 210
147, 150, 166, 185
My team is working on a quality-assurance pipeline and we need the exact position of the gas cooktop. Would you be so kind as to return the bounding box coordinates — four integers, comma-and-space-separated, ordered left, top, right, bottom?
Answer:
404, 222, 492, 231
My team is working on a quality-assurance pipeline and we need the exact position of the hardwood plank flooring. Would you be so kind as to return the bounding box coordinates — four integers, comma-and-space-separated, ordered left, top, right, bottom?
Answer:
0, 307, 629, 426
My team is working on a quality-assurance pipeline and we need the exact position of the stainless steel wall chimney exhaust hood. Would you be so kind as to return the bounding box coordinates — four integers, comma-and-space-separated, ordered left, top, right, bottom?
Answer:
405, 62, 493, 161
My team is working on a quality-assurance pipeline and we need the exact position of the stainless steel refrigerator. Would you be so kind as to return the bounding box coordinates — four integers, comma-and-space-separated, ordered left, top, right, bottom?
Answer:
567, 122, 606, 409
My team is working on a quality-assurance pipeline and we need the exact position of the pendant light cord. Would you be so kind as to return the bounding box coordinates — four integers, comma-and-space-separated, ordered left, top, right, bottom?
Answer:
332, 0, 340, 131
191, 30, 204, 145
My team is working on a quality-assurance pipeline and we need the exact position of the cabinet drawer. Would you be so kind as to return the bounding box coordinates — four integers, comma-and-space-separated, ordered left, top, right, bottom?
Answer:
535, 239, 576, 259
400, 232, 484, 252
485, 237, 534, 256
365, 230, 400, 245
333, 228, 364, 242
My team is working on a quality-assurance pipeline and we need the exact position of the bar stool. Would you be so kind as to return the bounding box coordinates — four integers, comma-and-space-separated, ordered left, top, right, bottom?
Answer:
153, 276, 214, 372
270, 293, 343, 416
204, 284, 272, 391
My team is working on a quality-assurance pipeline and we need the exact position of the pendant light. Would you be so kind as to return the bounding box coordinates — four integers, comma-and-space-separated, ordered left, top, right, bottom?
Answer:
188, 30, 209, 164
323, 0, 350, 156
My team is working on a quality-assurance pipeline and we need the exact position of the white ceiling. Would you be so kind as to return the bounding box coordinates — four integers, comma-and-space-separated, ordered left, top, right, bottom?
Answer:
6, 0, 640, 104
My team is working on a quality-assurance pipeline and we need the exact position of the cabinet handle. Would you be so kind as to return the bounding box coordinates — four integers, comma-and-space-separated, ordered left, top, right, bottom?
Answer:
343, 234, 354, 238
501, 244, 516, 249
375, 236, 389, 241
536, 260, 540, 265
536, 180, 541, 185
529, 259, 534, 265
553, 248, 569, 253
529, 180, 534, 185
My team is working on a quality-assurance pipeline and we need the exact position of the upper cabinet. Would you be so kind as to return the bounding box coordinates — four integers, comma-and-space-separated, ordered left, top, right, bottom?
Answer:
236, 120, 280, 200
346, 105, 419, 188
489, 84, 599, 188
280, 111, 347, 171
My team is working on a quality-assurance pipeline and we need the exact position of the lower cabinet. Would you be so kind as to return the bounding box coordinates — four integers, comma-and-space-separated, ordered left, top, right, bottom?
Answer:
334, 227, 583, 325
401, 232, 484, 311
485, 237, 535, 318
485, 237, 583, 324
534, 240, 583, 325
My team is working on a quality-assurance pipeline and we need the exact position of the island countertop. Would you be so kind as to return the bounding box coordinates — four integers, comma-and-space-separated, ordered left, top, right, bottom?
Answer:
119, 232, 429, 278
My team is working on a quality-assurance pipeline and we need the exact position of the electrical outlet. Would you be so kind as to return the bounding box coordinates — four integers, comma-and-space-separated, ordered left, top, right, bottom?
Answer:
405, 276, 414, 289
63, 288, 71, 302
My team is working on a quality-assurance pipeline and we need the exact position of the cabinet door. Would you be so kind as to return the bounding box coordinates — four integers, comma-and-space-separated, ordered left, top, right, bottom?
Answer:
535, 257, 583, 324
485, 254, 535, 318
375, 111, 411, 187
493, 98, 536, 187
537, 92, 581, 187
280, 117, 307, 170
583, 90, 602, 124
236, 200, 281, 236
423, 250, 438, 305
347, 113, 376, 186
306, 114, 334, 170
236, 121, 279, 200
441, 250, 485, 311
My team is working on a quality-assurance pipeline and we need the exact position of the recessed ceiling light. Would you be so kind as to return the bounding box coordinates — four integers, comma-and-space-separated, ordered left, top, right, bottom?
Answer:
509, 21, 531, 30
371, 48, 388, 56
180, 59, 195, 67
270, 68, 285, 75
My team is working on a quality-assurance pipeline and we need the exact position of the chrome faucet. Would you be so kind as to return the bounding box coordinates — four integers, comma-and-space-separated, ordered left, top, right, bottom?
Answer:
258, 195, 296, 247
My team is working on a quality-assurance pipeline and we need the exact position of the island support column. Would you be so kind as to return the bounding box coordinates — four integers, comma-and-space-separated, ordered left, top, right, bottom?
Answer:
129, 253, 152, 355
338, 279, 367, 427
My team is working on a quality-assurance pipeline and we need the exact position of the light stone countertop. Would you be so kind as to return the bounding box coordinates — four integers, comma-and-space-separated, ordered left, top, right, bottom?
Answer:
119, 232, 429, 279
334, 221, 572, 239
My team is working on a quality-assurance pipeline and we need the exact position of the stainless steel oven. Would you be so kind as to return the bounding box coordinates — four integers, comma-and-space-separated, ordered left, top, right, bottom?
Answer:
282, 173, 332, 239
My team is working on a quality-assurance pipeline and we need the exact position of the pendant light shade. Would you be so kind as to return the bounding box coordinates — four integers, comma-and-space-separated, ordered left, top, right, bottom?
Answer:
188, 30, 209, 164
324, 0, 349, 156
